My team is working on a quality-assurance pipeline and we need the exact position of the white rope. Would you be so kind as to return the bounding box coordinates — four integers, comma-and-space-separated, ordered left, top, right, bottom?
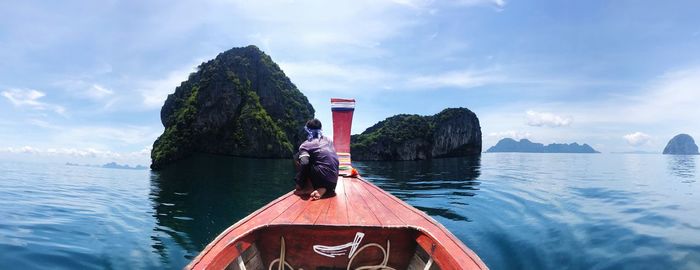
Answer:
267, 236, 397, 270
346, 240, 396, 270
423, 257, 433, 270
268, 237, 294, 270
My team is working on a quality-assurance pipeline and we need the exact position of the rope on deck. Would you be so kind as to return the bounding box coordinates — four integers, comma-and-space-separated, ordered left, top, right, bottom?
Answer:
267, 237, 397, 270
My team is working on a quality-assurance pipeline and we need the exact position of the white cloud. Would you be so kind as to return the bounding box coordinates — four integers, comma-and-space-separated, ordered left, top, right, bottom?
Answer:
623, 67, 700, 124
28, 119, 57, 129
526, 110, 572, 127
137, 145, 153, 156
3, 146, 40, 154
1, 145, 151, 164
20, 119, 161, 149
139, 63, 198, 108
391, 0, 505, 9
279, 61, 392, 92
2, 89, 45, 106
55, 80, 114, 100
409, 70, 501, 89
225, 0, 417, 49
1, 88, 66, 115
478, 66, 700, 152
280, 61, 503, 92
623, 132, 652, 146
454, 0, 506, 8
487, 130, 532, 141
389, 0, 432, 8
88, 84, 113, 99
57, 126, 161, 146
557, 67, 700, 127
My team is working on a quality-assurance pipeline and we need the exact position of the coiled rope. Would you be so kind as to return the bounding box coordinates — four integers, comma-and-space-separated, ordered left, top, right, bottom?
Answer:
347, 240, 396, 270
268, 237, 395, 270
268, 237, 293, 270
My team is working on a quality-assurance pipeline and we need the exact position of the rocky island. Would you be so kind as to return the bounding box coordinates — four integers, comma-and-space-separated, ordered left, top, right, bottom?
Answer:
350, 108, 482, 160
663, 134, 699, 155
66, 162, 147, 170
486, 138, 599, 153
150, 45, 314, 170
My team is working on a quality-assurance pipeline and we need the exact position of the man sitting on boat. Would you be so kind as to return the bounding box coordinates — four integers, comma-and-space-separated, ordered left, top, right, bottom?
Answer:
294, 119, 339, 200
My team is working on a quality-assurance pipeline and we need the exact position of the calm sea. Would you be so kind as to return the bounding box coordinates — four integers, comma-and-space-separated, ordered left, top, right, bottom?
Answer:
0, 153, 698, 269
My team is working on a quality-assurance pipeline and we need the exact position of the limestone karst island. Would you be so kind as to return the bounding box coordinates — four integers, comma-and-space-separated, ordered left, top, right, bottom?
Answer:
663, 134, 699, 155
150, 46, 484, 169
486, 138, 599, 153
151, 46, 314, 169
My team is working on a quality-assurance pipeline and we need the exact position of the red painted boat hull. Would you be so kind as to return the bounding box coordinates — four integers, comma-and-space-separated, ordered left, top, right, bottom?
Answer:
186, 176, 487, 270
186, 98, 487, 269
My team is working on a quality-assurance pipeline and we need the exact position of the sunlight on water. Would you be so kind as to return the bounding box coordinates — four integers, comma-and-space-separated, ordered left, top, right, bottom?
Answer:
356, 154, 700, 269
0, 153, 698, 269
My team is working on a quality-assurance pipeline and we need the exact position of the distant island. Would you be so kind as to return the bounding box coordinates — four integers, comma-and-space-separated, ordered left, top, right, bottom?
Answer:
66, 162, 147, 170
350, 108, 482, 161
486, 138, 599, 153
663, 134, 699, 155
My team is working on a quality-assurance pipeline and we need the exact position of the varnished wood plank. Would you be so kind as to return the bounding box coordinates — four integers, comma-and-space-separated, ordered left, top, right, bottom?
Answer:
316, 177, 349, 225
343, 177, 380, 225
361, 181, 412, 224
271, 196, 309, 224
189, 177, 488, 270
203, 233, 256, 270
256, 226, 417, 270
315, 197, 333, 224
294, 193, 331, 224
351, 178, 405, 226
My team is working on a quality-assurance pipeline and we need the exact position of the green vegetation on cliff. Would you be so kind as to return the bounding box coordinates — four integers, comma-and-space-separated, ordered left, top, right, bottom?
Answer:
351, 108, 482, 161
151, 45, 314, 170
225, 87, 294, 156
152, 86, 199, 165
352, 114, 433, 156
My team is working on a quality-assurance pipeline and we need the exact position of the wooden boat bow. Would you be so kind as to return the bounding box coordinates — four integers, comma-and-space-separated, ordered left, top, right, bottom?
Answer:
186, 98, 488, 270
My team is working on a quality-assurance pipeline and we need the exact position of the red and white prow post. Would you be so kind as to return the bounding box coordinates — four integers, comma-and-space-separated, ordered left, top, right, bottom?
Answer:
331, 98, 356, 176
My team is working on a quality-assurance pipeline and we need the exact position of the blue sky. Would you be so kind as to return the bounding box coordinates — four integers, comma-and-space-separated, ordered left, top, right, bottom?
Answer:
1, 0, 699, 165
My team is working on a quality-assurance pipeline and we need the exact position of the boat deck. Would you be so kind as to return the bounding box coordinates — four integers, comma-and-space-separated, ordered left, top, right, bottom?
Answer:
189, 176, 487, 269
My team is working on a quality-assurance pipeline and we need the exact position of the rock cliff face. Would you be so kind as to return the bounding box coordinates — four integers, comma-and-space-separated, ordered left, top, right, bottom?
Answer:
350, 108, 481, 161
486, 138, 599, 153
151, 45, 314, 170
663, 134, 699, 155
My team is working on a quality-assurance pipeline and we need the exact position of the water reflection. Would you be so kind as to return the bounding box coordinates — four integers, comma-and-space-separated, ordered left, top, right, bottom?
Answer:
354, 155, 482, 222
666, 155, 696, 181
148, 154, 293, 266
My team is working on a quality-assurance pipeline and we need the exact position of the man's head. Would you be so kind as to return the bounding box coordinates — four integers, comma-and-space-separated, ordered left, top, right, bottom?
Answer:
305, 119, 322, 140
306, 119, 322, 130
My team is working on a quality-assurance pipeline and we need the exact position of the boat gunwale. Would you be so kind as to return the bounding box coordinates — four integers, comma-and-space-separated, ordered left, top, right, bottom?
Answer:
186, 190, 295, 269
186, 176, 487, 269
190, 223, 472, 269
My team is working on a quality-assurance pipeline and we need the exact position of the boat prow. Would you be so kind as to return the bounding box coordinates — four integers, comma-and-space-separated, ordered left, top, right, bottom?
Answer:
186, 99, 487, 269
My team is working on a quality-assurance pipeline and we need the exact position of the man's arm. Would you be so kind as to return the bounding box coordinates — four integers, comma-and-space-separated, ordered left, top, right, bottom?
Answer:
298, 150, 310, 165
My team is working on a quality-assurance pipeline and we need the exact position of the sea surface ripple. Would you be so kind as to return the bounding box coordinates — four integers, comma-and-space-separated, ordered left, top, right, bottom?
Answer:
0, 153, 698, 269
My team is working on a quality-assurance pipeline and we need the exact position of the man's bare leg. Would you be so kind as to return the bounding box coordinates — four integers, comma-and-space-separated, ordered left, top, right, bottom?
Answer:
310, 187, 327, 200
294, 179, 314, 196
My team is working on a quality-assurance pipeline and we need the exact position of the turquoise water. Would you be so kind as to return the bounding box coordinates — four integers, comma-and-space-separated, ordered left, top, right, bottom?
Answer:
0, 154, 698, 269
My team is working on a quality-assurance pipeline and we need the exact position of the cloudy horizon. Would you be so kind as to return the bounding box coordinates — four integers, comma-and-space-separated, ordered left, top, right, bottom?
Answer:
2, 0, 699, 165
